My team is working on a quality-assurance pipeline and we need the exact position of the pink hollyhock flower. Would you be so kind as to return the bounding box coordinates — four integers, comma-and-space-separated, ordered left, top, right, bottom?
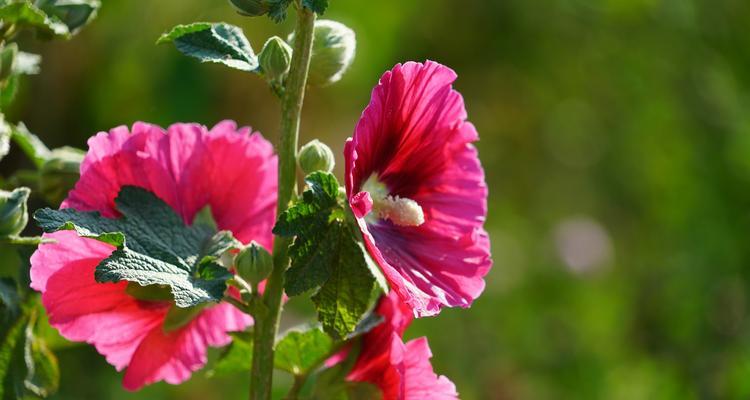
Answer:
343, 291, 458, 400
344, 61, 492, 317
29, 121, 277, 390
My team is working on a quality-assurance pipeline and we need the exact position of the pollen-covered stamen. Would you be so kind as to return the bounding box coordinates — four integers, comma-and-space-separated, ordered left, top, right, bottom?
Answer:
362, 174, 425, 227
373, 195, 425, 226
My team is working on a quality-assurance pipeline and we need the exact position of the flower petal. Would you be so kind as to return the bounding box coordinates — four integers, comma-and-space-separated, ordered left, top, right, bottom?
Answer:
122, 303, 251, 391
346, 61, 492, 317
35, 231, 168, 371
31, 121, 274, 390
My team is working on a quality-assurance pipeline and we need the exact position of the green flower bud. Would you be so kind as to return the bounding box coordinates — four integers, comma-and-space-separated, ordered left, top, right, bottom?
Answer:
0, 44, 18, 82
235, 241, 273, 287
290, 20, 356, 87
39, 146, 84, 206
0, 187, 30, 237
228, 0, 268, 16
298, 139, 335, 174
259, 36, 293, 82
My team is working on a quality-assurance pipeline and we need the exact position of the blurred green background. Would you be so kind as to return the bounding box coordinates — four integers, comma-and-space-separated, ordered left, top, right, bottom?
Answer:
3, 0, 750, 398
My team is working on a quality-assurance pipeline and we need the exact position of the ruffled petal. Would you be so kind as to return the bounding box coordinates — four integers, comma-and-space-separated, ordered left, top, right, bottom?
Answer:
175, 121, 277, 248
122, 303, 251, 391
31, 121, 275, 390
35, 231, 168, 371
402, 338, 458, 400
346, 292, 457, 400
62, 125, 179, 218
346, 61, 492, 317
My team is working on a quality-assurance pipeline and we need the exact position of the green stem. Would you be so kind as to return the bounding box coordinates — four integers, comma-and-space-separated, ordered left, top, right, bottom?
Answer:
2, 236, 51, 246
249, 5, 316, 400
284, 375, 306, 400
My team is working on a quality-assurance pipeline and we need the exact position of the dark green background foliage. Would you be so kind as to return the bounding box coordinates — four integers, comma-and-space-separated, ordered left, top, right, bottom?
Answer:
2, 0, 750, 398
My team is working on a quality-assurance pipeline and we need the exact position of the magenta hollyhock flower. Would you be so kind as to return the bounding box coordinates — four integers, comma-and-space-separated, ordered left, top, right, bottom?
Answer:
344, 61, 492, 317
343, 291, 458, 400
29, 121, 277, 390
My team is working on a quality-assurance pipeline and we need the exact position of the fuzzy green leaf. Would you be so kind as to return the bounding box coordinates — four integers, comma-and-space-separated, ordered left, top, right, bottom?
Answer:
274, 172, 377, 339
10, 122, 51, 168
267, 0, 293, 23
302, 0, 328, 15
34, 186, 238, 308
311, 224, 375, 340
0, 2, 69, 38
274, 171, 341, 295
209, 332, 253, 377
274, 326, 333, 375
22, 313, 59, 398
158, 22, 259, 72
0, 116, 9, 163
37, 0, 101, 34
0, 295, 59, 400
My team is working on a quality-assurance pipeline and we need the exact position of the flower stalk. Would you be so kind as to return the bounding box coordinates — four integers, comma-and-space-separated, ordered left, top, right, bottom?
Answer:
249, 3, 316, 399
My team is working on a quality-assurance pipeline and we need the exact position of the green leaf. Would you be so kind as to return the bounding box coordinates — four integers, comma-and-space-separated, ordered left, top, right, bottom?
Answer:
274, 172, 377, 339
311, 224, 375, 340
158, 22, 259, 72
0, 309, 28, 400
34, 186, 238, 308
0, 279, 20, 339
0, 114, 10, 163
37, 0, 100, 34
0, 74, 19, 109
0, 296, 59, 400
274, 172, 342, 295
0, 2, 69, 38
302, 0, 328, 15
209, 332, 253, 377
162, 303, 208, 332
22, 311, 59, 397
10, 122, 51, 168
267, 0, 293, 23
274, 326, 333, 376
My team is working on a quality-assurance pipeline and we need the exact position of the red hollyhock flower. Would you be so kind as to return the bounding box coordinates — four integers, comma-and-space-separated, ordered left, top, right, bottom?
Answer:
343, 291, 458, 399
344, 61, 492, 317
29, 121, 277, 390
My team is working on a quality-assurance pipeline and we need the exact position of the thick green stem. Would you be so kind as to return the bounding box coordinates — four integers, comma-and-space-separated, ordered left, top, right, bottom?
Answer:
249, 5, 316, 400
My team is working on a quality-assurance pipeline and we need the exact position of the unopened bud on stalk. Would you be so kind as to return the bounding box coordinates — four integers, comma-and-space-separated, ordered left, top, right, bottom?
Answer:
0, 187, 30, 237
235, 242, 273, 288
298, 139, 335, 174
289, 20, 356, 87
228, 0, 268, 16
39, 147, 84, 206
259, 36, 293, 82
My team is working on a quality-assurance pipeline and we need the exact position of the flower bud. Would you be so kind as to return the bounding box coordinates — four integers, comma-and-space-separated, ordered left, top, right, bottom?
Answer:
228, 0, 268, 16
0, 187, 30, 237
298, 139, 335, 174
39, 146, 84, 206
290, 20, 356, 87
259, 36, 293, 82
235, 241, 273, 287
0, 44, 18, 82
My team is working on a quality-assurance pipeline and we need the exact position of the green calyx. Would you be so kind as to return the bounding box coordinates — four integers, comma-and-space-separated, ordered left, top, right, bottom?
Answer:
259, 36, 293, 82
235, 241, 273, 288
298, 139, 335, 174
290, 19, 356, 87
0, 187, 30, 237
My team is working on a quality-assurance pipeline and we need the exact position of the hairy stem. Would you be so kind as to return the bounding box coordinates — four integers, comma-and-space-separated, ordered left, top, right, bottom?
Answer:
249, 5, 316, 400
284, 375, 306, 400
